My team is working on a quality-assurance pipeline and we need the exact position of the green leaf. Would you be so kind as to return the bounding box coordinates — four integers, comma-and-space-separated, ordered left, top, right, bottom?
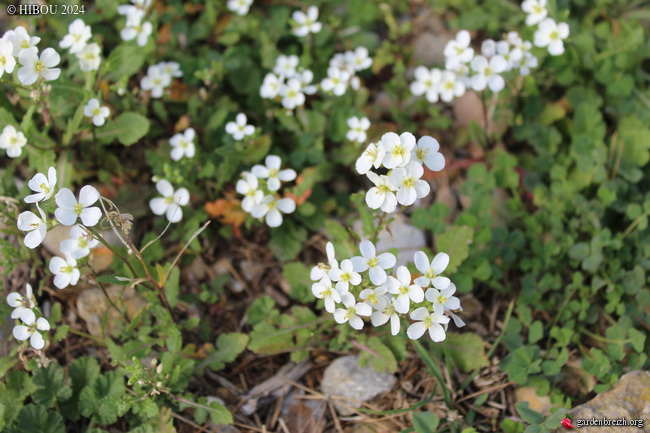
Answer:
32, 363, 72, 407
9, 404, 65, 433
0, 107, 17, 128
568, 243, 589, 260
79, 371, 126, 425
283, 262, 313, 302
412, 412, 439, 433
438, 332, 489, 372
269, 222, 307, 261
515, 401, 545, 425
436, 226, 473, 273
528, 321, 543, 344
164, 266, 180, 308
96, 112, 150, 146
629, 328, 646, 353
104, 45, 146, 81
543, 408, 568, 429
95, 274, 131, 285
358, 336, 398, 373
199, 333, 249, 372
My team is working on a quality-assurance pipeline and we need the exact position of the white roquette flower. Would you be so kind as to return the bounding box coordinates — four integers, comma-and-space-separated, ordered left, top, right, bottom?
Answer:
251, 155, 296, 192
0, 125, 27, 158
411, 136, 445, 172
346, 116, 370, 143
227, 0, 253, 16
17, 205, 48, 249
355, 142, 386, 175
226, 113, 255, 141
7, 283, 36, 320
250, 195, 296, 228
25, 166, 57, 203
60, 224, 100, 259
149, 179, 190, 223
425, 283, 461, 316
350, 240, 396, 285
406, 307, 450, 342
236, 172, 263, 213
59, 18, 92, 53
333, 292, 372, 330
13, 309, 50, 350
76, 42, 102, 72
55, 185, 102, 227
534, 18, 570, 56
413, 251, 451, 289
365, 171, 398, 213
311, 275, 341, 313
385, 266, 424, 314
140, 65, 172, 98
292, 6, 322, 37
380, 132, 415, 169
328, 259, 361, 293
390, 161, 430, 206
83, 99, 110, 127
169, 127, 196, 161
17, 48, 61, 85
49, 254, 81, 289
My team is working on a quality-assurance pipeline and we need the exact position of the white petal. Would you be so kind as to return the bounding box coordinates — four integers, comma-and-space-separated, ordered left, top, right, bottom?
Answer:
80, 207, 102, 227
428, 324, 446, 342
30, 332, 45, 349
150, 197, 168, 215
355, 303, 372, 316
371, 311, 390, 327
376, 252, 396, 269
333, 309, 348, 324
410, 307, 430, 321
174, 188, 190, 206
393, 294, 410, 314
414, 251, 429, 273
408, 285, 424, 302
265, 209, 282, 227
431, 253, 449, 274
276, 198, 296, 214
13, 325, 31, 341
348, 315, 364, 330
350, 256, 369, 273
406, 322, 426, 340
166, 204, 183, 223
432, 276, 451, 290
36, 317, 50, 331
368, 267, 387, 285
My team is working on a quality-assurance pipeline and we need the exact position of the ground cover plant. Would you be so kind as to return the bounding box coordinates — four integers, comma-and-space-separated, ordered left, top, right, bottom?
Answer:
0, 0, 648, 432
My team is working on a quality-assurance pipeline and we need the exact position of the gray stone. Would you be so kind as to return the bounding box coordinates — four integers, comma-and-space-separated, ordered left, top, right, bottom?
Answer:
354, 214, 427, 267
321, 355, 396, 415
552, 370, 650, 433
412, 32, 450, 66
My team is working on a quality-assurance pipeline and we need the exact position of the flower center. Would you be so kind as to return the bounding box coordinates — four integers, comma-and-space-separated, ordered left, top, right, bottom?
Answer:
180, 140, 188, 148
533, 4, 543, 14
21, 40, 30, 49
549, 30, 559, 41
78, 237, 88, 249
153, 78, 162, 86
287, 89, 297, 98
345, 307, 356, 320
269, 168, 279, 178
340, 271, 351, 282
455, 46, 464, 55
366, 293, 378, 304
484, 67, 493, 76
74, 203, 83, 215
61, 265, 74, 274
426, 268, 437, 279
392, 146, 405, 158
164, 196, 175, 204
92, 107, 101, 116
416, 147, 429, 160
85, 52, 95, 60
34, 60, 45, 73
320, 287, 332, 298
424, 315, 433, 328
367, 257, 378, 268
399, 285, 409, 295
10, 136, 18, 145
0, 55, 5, 65
437, 295, 448, 305
402, 177, 415, 188
444, 81, 454, 90
377, 184, 391, 194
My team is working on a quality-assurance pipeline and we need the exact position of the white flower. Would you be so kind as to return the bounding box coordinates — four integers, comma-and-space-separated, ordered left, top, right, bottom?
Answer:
83, 99, 110, 127
481, 39, 496, 57
149, 180, 190, 223
250, 195, 296, 228
298, 69, 318, 95
227, 0, 253, 16
141, 65, 172, 98
226, 113, 255, 141
251, 155, 296, 192
169, 127, 196, 161
385, 266, 424, 314
121, 20, 153, 47
390, 161, 430, 206
236, 172, 263, 212
273, 54, 299, 78
534, 18, 570, 56
328, 259, 361, 293
356, 142, 386, 175
13, 309, 50, 350
413, 251, 451, 289
17, 206, 48, 249
359, 286, 389, 310
449, 310, 466, 328
159, 61, 183, 77
59, 18, 92, 54
411, 136, 445, 172
8, 26, 40, 57
371, 299, 401, 335
60, 224, 99, 260
0, 125, 27, 158
350, 240, 396, 285
346, 117, 370, 143
117, 0, 150, 24
329, 53, 350, 71
519, 51, 539, 76
470, 55, 507, 92
321, 67, 350, 96
521, 0, 548, 26
0, 39, 16, 78
280, 78, 306, 109
380, 132, 415, 169
410, 66, 442, 102
55, 186, 102, 227
425, 283, 461, 316
406, 307, 449, 342
292, 6, 322, 37
76, 42, 102, 72
444, 30, 474, 70
333, 292, 371, 330
260, 73, 281, 99
7, 284, 36, 320
25, 167, 57, 203
49, 254, 81, 289
345, 46, 372, 71
438, 71, 465, 102
496, 40, 523, 72
365, 171, 397, 213
312, 275, 340, 313
310, 241, 339, 281
17, 48, 61, 85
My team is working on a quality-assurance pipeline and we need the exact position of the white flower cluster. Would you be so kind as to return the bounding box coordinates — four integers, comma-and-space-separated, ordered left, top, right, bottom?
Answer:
311, 241, 465, 341
1, 26, 61, 86
0, 125, 27, 158
16, 167, 103, 289
259, 47, 372, 109
149, 179, 190, 223
356, 133, 444, 213
140, 61, 182, 98
119, 0, 154, 47
7, 284, 51, 350
227, 0, 253, 16
59, 18, 102, 72
236, 155, 297, 228
522, 0, 570, 55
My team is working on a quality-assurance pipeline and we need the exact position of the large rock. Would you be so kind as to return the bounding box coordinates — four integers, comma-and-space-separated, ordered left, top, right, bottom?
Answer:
321, 355, 396, 415
354, 214, 426, 267
552, 370, 650, 432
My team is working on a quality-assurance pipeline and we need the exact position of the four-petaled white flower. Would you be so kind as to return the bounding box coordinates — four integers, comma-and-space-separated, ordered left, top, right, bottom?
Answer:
345, 47, 372, 71
444, 30, 474, 70
149, 180, 190, 223
328, 259, 361, 293
321, 67, 350, 96
83, 98, 111, 127
310, 241, 339, 281
534, 18, 570, 56
0, 39, 16, 78
292, 6, 322, 37
17, 205, 48, 249
390, 161, 430, 206
273, 54, 299, 78
371, 299, 401, 335
55, 185, 102, 227
25, 166, 57, 203
226, 113, 255, 141
227, 0, 253, 16
410, 66, 442, 103
356, 142, 386, 175
13, 309, 50, 350
0, 125, 27, 158
121, 20, 153, 47
60, 224, 99, 260
141, 65, 172, 98
359, 286, 389, 311
346, 117, 370, 143
470, 55, 508, 92
160, 61, 183, 78
250, 195, 296, 228
280, 78, 306, 109
380, 132, 415, 169
412, 136, 445, 172
365, 171, 398, 213
59, 18, 92, 54
521, 0, 548, 26
169, 127, 196, 161
77, 42, 102, 72
406, 307, 450, 342
333, 292, 372, 330
8, 26, 40, 57
385, 266, 424, 314
251, 155, 296, 192
236, 172, 263, 213
438, 71, 465, 102
49, 254, 81, 289
17, 47, 61, 85
425, 283, 461, 316
350, 240, 396, 285
414, 251, 451, 289
260, 73, 281, 99
312, 276, 341, 313
7, 284, 36, 320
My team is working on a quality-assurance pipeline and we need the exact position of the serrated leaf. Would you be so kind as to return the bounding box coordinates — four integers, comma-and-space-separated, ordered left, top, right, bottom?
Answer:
96, 112, 150, 146
438, 333, 489, 373
436, 226, 473, 273
31, 363, 72, 407
10, 404, 65, 433
269, 222, 307, 261
359, 336, 398, 373
412, 412, 439, 433
515, 401, 545, 425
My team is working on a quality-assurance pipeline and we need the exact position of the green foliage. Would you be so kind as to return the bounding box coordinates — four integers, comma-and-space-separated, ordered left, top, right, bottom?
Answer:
412, 412, 439, 433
